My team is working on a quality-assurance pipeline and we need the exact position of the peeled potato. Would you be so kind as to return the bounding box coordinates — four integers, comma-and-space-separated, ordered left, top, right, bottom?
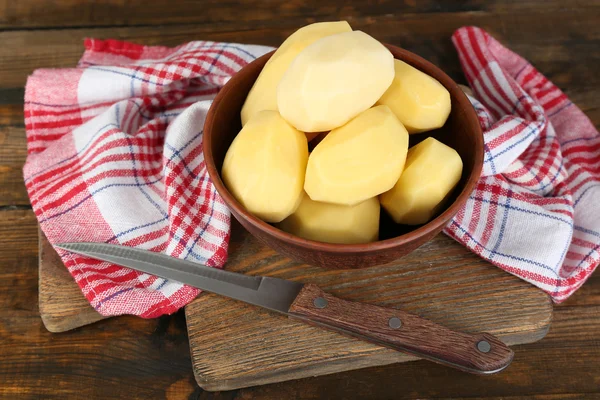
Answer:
279, 193, 380, 244
380, 137, 463, 225
277, 30, 394, 132
377, 59, 451, 134
304, 105, 409, 206
222, 110, 308, 223
240, 21, 352, 126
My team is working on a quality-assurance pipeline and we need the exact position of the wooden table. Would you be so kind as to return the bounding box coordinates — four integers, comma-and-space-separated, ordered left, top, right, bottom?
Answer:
1, 1, 599, 399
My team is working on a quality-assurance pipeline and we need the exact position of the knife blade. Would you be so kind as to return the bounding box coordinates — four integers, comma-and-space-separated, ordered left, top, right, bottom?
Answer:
56, 242, 514, 374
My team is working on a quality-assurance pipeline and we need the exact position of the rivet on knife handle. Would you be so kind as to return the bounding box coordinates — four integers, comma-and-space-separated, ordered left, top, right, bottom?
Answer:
287, 284, 514, 374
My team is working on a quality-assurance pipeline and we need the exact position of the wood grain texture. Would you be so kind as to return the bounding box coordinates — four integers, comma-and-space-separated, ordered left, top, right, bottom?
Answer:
185, 221, 551, 391
234, 305, 600, 400
1, 0, 598, 29
0, 210, 198, 400
0, 127, 29, 206
288, 284, 514, 374
38, 230, 107, 332
0, 102, 23, 127
1, 9, 599, 105
449, 396, 600, 400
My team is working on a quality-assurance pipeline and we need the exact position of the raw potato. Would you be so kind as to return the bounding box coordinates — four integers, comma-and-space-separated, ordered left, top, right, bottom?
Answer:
222, 110, 308, 223
279, 193, 380, 244
304, 105, 409, 206
277, 30, 394, 132
377, 59, 451, 134
240, 21, 352, 126
380, 137, 463, 225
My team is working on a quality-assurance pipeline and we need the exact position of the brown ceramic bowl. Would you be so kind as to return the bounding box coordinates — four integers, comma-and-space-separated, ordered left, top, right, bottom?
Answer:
204, 44, 483, 269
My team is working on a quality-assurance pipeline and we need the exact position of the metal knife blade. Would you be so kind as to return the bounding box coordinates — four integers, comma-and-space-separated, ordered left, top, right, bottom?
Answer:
55, 242, 515, 375
55, 242, 303, 314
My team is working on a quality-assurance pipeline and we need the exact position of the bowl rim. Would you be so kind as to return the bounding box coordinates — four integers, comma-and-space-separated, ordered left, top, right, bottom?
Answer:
204, 43, 483, 255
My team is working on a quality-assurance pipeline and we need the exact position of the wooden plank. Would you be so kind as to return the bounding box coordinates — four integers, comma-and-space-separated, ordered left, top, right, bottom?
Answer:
451, 396, 600, 400
38, 229, 107, 332
1, 0, 598, 29
559, 272, 600, 307
185, 221, 552, 391
0, 104, 23, 127
0, 127, 29, 206
0, 97, 24, 127
0, 210, 197, 400
233, 305, 600, 399
0, 9, 598, 95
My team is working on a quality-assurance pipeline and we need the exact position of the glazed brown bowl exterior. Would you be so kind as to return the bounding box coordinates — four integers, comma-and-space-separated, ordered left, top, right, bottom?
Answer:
204, 44, 483, 269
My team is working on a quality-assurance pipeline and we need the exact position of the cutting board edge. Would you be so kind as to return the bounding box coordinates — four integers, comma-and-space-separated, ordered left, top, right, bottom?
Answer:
191, 347, 416, 392
39, 309, 108, 333
38, 228, 109, 333
186, 301, 553, 392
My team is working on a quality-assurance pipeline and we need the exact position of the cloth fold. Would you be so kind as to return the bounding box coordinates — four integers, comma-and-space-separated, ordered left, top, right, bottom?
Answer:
23, 28, 599, 318
24, 40, 272, 317
445, 27, 599, 302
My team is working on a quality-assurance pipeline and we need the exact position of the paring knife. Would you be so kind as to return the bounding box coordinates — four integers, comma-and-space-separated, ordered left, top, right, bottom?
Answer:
56, 242, 514, 374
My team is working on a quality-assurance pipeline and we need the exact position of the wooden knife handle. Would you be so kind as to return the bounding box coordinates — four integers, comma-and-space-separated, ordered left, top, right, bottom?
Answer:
288, 284, 513, 374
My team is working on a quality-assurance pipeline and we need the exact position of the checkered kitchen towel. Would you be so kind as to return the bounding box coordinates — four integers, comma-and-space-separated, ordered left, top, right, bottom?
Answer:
23, 27, 599, 318
445, 27, 599, 302
24, 39, 272, 317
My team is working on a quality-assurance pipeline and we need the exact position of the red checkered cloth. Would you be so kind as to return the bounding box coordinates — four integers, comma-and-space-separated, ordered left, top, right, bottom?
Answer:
23, 28, 599, 318
445, 27, 599, 302
24, 39, 272, 317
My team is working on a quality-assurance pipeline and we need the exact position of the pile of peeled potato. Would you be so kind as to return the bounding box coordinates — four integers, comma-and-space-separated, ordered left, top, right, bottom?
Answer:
222, 21, 463, 245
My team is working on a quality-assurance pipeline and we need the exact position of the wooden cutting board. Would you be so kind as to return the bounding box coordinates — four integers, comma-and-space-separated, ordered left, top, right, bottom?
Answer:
39, 222, 552, 391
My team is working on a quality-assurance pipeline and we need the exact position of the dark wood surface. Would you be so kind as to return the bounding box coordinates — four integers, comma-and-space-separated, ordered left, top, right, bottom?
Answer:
38, 231, 107, 332
1, 1, 599, 398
